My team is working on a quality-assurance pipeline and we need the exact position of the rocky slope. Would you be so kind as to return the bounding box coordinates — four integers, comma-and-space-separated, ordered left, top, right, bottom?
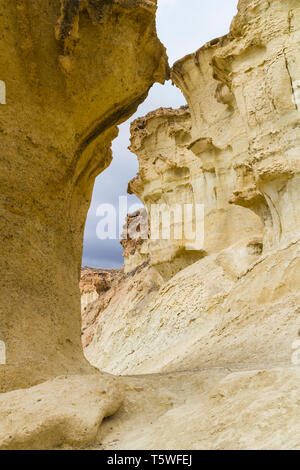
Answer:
80, 267, 124, 347
91, 367, 300, 450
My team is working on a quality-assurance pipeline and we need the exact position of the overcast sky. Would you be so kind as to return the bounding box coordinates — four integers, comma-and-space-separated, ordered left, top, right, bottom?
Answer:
82, 0, 238, 268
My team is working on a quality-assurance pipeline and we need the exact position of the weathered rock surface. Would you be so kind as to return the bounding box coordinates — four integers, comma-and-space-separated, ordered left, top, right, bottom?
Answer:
0, 0, 168, 392
1, 0, 300, 450
80, 267, 123, 314
128, 105, 262, 279
83, 0, 300, 449
0, 374, 123, 450
91, 366, 300, 450
80, 267, 125, 348
121, 209, 149, 273
0, 0, 168, 450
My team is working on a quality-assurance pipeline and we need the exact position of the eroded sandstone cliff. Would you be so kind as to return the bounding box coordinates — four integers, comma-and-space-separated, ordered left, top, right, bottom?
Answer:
86, 0, 300, 373
1, 0, 299, 451
83, 0, 300, 449
0, 0, 168, 449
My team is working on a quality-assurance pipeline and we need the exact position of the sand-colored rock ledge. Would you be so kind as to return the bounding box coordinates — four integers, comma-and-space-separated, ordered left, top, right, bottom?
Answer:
93, 367, 300, 450
0, 374, 123, 450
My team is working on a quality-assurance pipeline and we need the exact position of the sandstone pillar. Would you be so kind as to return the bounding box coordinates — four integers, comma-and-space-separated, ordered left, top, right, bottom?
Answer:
0, 0, 168, 392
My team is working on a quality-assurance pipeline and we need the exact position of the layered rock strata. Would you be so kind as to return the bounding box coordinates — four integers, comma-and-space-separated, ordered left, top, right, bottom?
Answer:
128, 106, 262, 279
80, 267, 123, 313
80, 267, 125, 348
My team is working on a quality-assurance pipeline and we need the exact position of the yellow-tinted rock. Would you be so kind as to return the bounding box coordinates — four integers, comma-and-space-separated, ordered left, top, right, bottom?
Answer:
0, 0, 168, 392
0, 374, 123, 450
94, 367, 300, 450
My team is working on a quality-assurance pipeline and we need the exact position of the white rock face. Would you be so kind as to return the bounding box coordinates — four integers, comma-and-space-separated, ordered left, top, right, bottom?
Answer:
128, 106, 262, 280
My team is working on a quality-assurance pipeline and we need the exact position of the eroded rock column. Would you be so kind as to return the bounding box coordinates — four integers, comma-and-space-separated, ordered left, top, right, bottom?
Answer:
0, 0, 168, 392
